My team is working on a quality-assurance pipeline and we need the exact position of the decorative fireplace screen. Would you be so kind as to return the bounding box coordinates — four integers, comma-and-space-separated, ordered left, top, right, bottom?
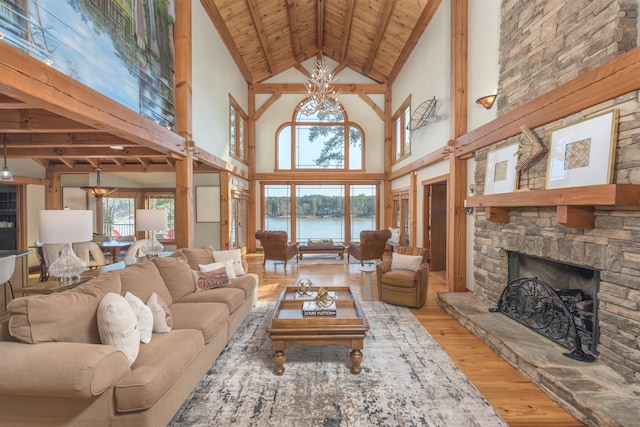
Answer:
490, 277, 596, 362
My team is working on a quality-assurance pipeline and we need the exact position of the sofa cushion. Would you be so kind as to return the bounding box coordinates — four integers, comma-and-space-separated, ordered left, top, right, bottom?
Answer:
146, 292, 173, 333
115, 329, 204, 412
391, 252, 423, 271
194, 268, 231, 291
8, 272, 121, 344
381, 269, 417, 288
117, 261, 173, 305
169, 302, 229, 344
152, 256, 196, 301
0, 341, 130, 398
175, 287, 246, 315
176, 246, 215, 270
97, 293, 140, 365
124, 292, 153, 344
213, 249, 245, 276
226, 273, 259, 299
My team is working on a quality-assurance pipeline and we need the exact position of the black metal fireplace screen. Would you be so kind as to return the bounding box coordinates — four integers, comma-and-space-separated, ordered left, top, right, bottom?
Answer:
490, 277, 596, 362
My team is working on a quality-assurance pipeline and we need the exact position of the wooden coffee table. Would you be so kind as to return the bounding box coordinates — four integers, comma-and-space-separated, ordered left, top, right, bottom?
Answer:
266, 286, 369, 375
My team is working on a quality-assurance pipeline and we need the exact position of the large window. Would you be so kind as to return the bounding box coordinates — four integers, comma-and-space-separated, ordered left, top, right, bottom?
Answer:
392, 190, 410, 245
262, 183, 377, 243
393, 96, 411, 162
99, 189, 175, 242
229, 96, 247, 161
277, 102, 363, 170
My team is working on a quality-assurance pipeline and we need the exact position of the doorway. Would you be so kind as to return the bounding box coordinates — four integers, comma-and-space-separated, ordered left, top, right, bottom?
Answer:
424, 180, 447, 271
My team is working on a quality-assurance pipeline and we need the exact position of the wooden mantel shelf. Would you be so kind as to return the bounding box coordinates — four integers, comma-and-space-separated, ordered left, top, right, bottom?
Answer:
465, 184, 640, 229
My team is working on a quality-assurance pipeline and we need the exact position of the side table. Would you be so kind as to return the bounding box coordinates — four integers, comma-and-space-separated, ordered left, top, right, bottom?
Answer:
360, 265, 377, 301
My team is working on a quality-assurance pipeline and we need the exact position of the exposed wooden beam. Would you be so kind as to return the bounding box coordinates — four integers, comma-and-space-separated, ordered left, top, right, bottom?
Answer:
0, 110, 96, 132
6, 146, 164, 158
317, 0, 325, 51
253, 83, 386, 94
357, 93, 384, 120
48, 163, 177, 173
0, 94, 29, 109
3, 133, 138, 148
0, 43, 185, 155
339, 0, 356, 62
253, 172, 385, 181
388, 145, 449, 180
388, 0, 443, 85
285, 0, 302, 62
294, 63, 311, 79
246, 0, 276, 74
255, 93, 283, 120
363, 1, 394, 75
455, 45, 640, 157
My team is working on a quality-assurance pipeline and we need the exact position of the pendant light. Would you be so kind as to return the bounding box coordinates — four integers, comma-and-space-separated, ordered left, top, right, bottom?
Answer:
81, 159, 116, 198
0, 134, 13, 182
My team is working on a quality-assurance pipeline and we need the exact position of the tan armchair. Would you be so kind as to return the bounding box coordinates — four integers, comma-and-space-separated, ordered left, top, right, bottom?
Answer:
376, 246, 429, 308
255, 230, 299, 268
347, 229, 391, 266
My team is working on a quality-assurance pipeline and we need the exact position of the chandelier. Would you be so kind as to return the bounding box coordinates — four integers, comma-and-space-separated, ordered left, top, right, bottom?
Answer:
300, 54, 342, 118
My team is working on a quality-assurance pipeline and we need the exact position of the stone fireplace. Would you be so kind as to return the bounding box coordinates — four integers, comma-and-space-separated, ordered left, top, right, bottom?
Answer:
497, 252, 599, 360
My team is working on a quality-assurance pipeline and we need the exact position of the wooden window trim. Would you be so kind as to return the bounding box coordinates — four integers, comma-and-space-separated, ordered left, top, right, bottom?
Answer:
229, 95, 248, 163
392, 96, 412, 164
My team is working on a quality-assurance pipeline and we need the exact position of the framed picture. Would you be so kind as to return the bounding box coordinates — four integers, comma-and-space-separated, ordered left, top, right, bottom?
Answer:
62, 187, 88, 210
484, 144, 519, 195
196, 186, 220, 223
546, 110, 619, 189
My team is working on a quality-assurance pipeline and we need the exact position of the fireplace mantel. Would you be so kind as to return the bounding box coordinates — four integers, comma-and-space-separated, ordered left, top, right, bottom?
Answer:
465, 184, 640, 229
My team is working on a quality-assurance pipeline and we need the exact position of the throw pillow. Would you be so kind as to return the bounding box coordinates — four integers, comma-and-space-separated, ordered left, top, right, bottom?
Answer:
176, 246, 216, 270
212, 249, 245, 276
8, 272, 121, 344
388, 227, 401, 244
391, 252, 423, 272
199, 260, 236, 279
124, 292, 153, 344
146, 292, 173, 333
152, 256, 197, 302
194, 266, 231, 291
97, 292, 140, 365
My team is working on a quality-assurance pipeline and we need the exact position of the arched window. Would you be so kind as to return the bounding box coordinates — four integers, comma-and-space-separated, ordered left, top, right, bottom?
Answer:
277, 101, 364, 170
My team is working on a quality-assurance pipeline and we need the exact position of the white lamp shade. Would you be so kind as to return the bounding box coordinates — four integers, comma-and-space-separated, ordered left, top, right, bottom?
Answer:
39, 210, 93, 244
136, 209, 168, 231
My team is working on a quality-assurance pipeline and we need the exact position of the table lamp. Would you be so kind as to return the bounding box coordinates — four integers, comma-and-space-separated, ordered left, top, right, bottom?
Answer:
39, 210, 93, 282
136, 209, 168, 258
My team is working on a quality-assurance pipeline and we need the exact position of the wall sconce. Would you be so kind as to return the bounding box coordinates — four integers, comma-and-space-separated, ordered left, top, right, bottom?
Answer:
475, 94, 497, 109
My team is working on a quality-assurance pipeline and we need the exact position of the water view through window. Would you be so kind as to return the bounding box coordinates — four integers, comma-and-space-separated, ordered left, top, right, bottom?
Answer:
264, 184, 376, 243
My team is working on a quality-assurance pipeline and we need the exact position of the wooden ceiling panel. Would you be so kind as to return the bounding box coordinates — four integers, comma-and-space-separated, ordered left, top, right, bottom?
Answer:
207, 0, 434, 84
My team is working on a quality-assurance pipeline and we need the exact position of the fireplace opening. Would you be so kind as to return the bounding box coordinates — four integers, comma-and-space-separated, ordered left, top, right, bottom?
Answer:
491, 252, 599, 361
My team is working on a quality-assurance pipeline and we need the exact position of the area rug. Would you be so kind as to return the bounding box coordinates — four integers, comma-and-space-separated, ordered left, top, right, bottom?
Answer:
170, 302, 507, 427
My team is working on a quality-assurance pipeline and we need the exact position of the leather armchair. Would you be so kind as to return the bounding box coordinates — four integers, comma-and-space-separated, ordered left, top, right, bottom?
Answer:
347, 229, 391, 266
255, 230, 299, 268
376, 246, 429, 308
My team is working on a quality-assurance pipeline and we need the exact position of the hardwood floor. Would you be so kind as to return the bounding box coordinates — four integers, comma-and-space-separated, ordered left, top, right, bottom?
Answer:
248, 253, 584, 427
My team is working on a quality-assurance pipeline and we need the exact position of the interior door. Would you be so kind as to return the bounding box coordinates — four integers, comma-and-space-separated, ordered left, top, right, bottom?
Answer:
425, 182, 447, 271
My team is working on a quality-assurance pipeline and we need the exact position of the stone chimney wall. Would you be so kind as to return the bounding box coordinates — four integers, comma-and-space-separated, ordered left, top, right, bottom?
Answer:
473, 0, 640, 383
497, 0, 637, 113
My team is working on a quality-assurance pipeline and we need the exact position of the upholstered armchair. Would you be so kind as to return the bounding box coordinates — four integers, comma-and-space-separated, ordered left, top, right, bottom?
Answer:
255, 230, 299, 268
347, 229, 391, 266
376, 246, 429, 308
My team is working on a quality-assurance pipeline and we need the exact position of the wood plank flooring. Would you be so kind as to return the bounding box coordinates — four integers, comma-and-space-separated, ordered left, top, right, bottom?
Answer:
249, 253, 584, 427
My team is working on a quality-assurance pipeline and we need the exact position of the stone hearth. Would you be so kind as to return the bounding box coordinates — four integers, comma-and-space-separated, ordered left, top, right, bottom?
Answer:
438, 292, 640, 427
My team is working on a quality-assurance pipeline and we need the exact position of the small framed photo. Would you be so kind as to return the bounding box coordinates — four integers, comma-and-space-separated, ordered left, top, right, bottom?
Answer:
484, 144, 518, 195
546, 110, 619, 189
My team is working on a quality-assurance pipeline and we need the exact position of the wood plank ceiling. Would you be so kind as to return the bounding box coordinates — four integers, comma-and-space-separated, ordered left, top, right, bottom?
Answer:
0, 0, 436, 171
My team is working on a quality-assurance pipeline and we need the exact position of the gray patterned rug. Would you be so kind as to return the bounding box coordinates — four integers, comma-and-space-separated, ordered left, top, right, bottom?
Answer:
170, 301, 507, 427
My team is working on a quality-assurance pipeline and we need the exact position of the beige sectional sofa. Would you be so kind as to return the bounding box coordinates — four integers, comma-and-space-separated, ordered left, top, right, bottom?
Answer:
0, 247, 258, 426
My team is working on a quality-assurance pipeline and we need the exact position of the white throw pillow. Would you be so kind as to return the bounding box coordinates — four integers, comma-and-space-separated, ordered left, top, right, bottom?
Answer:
199, 260, 236, 279
391, 252, 423, 272
213, 249, 245, 276
388, 227, 401, 244
124, 292, 153, 344
146, 292, 173, 334
97, 292, 140, 365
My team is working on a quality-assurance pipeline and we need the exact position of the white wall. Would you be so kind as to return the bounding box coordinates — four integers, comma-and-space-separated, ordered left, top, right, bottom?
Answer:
192, 1, 248, 173
193, 173, 221, 249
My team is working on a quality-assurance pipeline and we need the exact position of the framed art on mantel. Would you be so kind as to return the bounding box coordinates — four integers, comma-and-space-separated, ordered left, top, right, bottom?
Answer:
546, 110, 619, 190
484, 144, 519, 195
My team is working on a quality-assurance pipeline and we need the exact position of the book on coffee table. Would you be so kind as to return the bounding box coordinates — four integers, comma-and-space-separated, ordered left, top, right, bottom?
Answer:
294, 291, 338, 300
302, 301, 337, 316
